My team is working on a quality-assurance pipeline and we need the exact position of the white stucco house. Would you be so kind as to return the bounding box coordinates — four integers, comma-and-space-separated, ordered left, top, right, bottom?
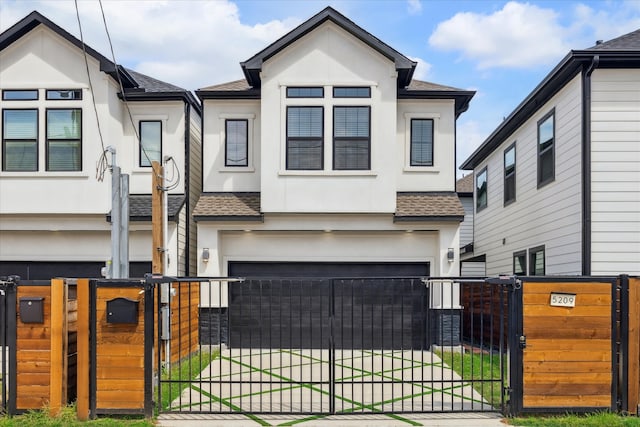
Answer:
194, 7, 474, 344
461, 28, 640, 276
0, 11, 202, 279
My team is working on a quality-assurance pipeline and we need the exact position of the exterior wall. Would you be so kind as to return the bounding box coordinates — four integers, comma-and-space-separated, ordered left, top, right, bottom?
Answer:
461, 261, 486, 277
590, 68, 640, 275
473, 74, 583, 275
187, 108, 202, 275
459, 195, 474, 248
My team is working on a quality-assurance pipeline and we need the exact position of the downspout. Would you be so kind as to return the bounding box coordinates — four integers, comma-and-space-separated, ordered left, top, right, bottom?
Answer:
581, 55, 599, 275
184, 101, 191, 276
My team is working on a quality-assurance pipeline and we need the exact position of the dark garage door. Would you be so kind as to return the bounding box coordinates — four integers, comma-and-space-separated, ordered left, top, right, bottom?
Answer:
227, 262, 430, 349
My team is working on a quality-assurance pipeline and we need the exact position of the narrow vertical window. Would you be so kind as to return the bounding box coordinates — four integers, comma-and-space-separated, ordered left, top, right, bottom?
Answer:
504, 143, 516, 205
47, 109, 82, 171
513, 250, 526, 275
537, 110, 554, 187
410, 119, 434, 166
139, 121, 161, 167
286, 107, 323, 170
529, 245, 545, 275
476, 167, 488, 211
225, 119, 248, 167
2, 109, 38, 171
333, 106, 370, 170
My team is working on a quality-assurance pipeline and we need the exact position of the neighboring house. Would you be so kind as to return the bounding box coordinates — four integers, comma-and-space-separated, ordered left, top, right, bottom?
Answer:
0, 11, 202, 279
457, 173, 485, 276
194, 7, 474, 345
461, 28, 640, 276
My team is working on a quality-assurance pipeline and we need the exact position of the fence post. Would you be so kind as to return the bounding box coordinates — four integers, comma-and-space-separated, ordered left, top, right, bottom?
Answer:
76, 279, 90, 420
624, 275, 639, 415
49, 278, 68, 416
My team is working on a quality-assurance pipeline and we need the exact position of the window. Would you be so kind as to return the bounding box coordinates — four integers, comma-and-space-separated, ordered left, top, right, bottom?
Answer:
476, 167, 487, 211
139, 121, 161, 167
286, 107, 323, 170
225, 119, 248, 167
2, 90, 38, 100
46, 89, 82, 100
333, 106, 370, 170
46, 109, 81, 171
333, 87, 370, 98
504, 143, 516, 205
537, 110, 555, 187
2, 109, 38, 171
529, 245, 545, 275
286, 87, 323, 98
410, 119, 433, 166
513, 250, 526, 275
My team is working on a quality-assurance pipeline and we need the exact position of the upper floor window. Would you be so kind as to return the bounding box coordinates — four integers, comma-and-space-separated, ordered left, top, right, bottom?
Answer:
537, 110, 555, 188
513, 250, 526, 275
46, 89, 82, 100
410, 119, 433, 167
2, 90, 38, 100
476, 167, 487, 211
225, 119, 248, 167
333, 106, 370, 170
286, 106, 323, 170
333, 87, 371, 98
504, 143, 516, 205
2, 109, 38, 171
46, 109, 82, 171
139, 120, 161, 167
286, 87, 324, 98
529, 245, 545, 275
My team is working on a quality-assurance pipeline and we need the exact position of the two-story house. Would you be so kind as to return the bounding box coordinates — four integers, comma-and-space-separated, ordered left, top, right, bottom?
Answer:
0, 11, 202, 279
194, 7, 474, 345
461, 28, 640, 276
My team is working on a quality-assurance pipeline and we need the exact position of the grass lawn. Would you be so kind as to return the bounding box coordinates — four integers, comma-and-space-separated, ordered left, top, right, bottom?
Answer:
508, 412, 640, 426
0, 405, 153, 426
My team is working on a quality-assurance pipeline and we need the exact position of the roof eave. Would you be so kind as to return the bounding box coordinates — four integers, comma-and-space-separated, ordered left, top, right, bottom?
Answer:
193, 215, 264, 223
393, 215, 465, 223
196, 89, 261, 100
398, 90, 476, 118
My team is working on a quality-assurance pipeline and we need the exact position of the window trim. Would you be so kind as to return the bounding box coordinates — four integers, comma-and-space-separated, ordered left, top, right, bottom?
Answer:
476, 166, 488, 212
46, 108, 82, 172
286, 87, 324, 98
332, 105, 371, 171
513, 250, 527, 275
2, 108, 39, 172
138, 120, 162, 168
537, 109, 555, 188
529, 245, 546, 276
333, 86, 371, 98
224, 119, 249, 167
46, 89, 82, 100
286, 106, 324, 170
410, 118, 434, 167
504, 142, 516, 206
2, 89, 39, 101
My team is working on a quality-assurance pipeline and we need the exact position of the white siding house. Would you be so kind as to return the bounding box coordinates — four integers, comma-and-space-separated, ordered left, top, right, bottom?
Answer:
0, 12, 202, 279
461, 29, 640, 276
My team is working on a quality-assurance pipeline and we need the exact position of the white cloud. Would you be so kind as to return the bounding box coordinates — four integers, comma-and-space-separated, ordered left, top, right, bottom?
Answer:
429, 2, 570, 70
407, 0, 422, 16
408, 56, 432, 81
0, 0, 299, 90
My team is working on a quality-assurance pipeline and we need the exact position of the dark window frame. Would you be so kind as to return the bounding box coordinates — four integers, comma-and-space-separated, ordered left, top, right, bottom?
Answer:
504, 142, 516, 205
286, 87, 324, 98
286, 106, 324, 170
410, 118, 434, 167
2, 90, 38, 101
537, 109, 555, 188
476, 167, 488, 212
332, 105, 371, 170
46, 108, 82, 172
2, 108, 39, 172
529, 245, 546, 276
513, 250, 527, 275
46, 89, 82, 100
139, 120, 162, 168
333, 86, 371, 98
224, 119, 249, 167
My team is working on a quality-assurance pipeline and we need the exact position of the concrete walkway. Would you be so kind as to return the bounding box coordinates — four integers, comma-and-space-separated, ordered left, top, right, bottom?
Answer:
158, 348, 507, 426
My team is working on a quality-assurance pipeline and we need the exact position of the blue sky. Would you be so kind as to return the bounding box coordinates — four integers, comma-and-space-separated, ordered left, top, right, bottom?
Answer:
2, 0, 640, 173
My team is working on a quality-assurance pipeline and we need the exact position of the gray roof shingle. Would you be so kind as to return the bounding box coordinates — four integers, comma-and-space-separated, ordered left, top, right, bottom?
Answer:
126, 68, 186, 93
456, 174, 474, 194
106, 194, 185, 222
193, 193, 262, 221
395, 193, 465, 222
588, 28, 640, 50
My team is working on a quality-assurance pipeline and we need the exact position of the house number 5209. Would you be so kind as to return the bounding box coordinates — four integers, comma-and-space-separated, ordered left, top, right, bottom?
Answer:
550, 293, 576, 307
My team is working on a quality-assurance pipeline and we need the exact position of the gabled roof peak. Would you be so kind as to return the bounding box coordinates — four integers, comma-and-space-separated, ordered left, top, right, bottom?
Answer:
240, 6, 416, 88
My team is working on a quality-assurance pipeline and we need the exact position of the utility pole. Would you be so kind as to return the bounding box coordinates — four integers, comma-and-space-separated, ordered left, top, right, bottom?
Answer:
152, 161, 165, 274
107, 147, 130, 279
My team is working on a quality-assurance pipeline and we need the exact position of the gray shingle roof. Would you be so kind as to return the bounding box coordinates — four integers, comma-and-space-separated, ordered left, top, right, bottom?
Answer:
456, 174, 474, 194
193, 193, 262, 221
126, 68, 186, 93
106, 194, 185, 222
588, 28, 640, 50
394, 193, 465, 222
199, 79, 252, 92
406, 79, 465, 92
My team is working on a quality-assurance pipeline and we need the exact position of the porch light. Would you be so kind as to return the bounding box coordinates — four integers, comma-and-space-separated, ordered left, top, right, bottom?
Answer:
202, 248, 210, 263
447, 248, 455, 262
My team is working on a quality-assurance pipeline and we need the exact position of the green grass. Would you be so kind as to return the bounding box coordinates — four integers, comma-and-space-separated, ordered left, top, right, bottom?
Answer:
508, 412, 640, 426
436, 349, 506, 409
159, 348, 219, 410
0, 404, 153, 426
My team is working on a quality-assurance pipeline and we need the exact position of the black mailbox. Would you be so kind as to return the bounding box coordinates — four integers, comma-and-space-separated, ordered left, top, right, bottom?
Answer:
19, 297, 44, 323
106, 297, 139, 324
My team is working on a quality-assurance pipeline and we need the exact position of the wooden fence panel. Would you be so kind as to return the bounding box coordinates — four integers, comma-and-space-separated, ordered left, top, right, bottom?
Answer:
627, 277, 640, 414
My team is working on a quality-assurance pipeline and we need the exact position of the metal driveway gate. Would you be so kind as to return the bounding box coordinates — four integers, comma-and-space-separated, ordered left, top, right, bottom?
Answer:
159, 277, 512, 416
